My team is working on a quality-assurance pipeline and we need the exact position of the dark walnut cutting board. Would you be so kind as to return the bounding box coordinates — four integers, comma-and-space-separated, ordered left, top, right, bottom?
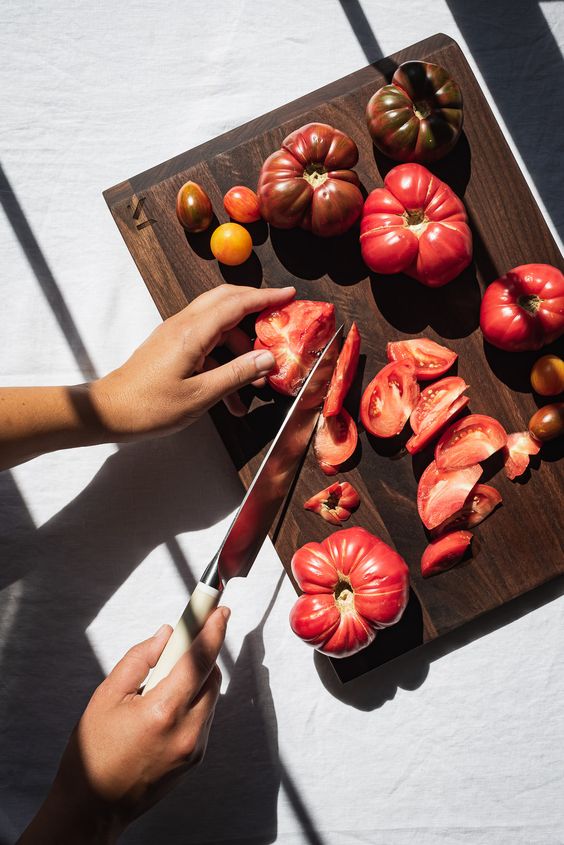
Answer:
104, 33, 564, 682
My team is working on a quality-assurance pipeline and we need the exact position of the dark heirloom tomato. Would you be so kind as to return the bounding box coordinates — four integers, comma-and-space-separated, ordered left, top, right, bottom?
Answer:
431, 483, 502, 536
435, 414, 507, 469
480, 264, 564, 351
254, 300, 335, 396
289, 527, 409, 658
360, 164, 472, 287
257, 122, 364, 237
323, 322, 361, 417
387, 337, 457, 380
421, 531, 472, 578
176, 181, 213, 233
223, 186, 261, 223
314, 409, 358, 475
366, 61, 463, 164
304, 481, 360, 526
529, 402, 564, 442
360, 360, 419, 438
417, 460, 483, 530
504, 432, 541, 480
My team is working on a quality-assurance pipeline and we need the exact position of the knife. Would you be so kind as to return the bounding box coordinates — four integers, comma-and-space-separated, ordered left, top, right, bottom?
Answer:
142, 324, 343, 693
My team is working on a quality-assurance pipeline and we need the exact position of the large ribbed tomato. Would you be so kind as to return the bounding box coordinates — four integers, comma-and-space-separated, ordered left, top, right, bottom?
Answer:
366, 61, 463, 163
289, 527, 409, 658
257, 122, 364, 237
360, 163, 472, 287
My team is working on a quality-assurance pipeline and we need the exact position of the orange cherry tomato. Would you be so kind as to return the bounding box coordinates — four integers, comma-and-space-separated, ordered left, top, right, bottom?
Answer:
223, 186, 261, 223
530, 355, 564, 396
210, 223, 253, 266
176, 181, 213, 233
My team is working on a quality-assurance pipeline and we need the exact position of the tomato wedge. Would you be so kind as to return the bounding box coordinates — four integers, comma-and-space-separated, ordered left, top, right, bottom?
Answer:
431, 483, 502, 536
254, 300, 335, 396
410, 376, 468, 435
387, 338, 457, 380
435, 414, 507, 470
360, 360, 419, 437
504, 432, 541, 480
323, 322, 361, 417
417, 460, 483, 530
304, 481, 360, 525
406, 395, 470, 454
421, 531, 473, 577
314, 408, 358, 475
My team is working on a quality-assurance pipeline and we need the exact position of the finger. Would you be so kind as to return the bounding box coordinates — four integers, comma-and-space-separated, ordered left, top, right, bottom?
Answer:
222, 329, 268, 389
155, 607, 230, 708
106, 624, 173, 696
202, 356, 247, 417
176, 666, 222, 765
188, 349, 276, 416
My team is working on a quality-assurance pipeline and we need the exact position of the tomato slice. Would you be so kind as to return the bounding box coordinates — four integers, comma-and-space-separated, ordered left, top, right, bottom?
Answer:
387, 337, 457, 380
360, 360, 419, 437
323, 322, 361, 417
410, 376, 468, 435
314, 408, 358, 475
504, 432, 541, 480
421, 531, 473, 577
303, 481, 360, 525
431, 483, 502, 536
435, 414, 507, 469
417, 460, 483, 530
254, 300, 335, 396
406, 394, 469, 454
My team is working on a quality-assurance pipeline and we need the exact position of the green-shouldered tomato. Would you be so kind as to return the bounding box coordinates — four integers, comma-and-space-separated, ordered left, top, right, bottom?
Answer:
176, 181, 213, 233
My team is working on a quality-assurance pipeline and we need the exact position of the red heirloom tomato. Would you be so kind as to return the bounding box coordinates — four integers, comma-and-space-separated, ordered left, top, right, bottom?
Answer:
314, 409, 358, 475
406, 376, 469, 454
254, 300, 335, 396
210, 222, 253, 266
289, 527, 410, 658
360, 360, 419, 437
421, 531, 472, 578
435, 414, 507, 469
417, 460, 482, 530
360, 163, 472, 287
257, 122, 364, 237
303, 481, 360, 526
176, 180, 213, 233
431, 483, 502, 536
366, 61, 463, 163
504, 432, 541, 480
323, 322, 361, 417
387, 337, 457, 380
480, 264, 564, 351
223, 186, 262, 223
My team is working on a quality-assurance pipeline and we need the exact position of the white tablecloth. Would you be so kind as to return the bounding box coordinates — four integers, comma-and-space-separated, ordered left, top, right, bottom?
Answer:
1, 2, 563, 842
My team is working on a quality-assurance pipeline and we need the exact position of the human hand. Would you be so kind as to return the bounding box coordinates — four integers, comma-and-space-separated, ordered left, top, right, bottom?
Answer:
91, 284, 295, 441
19, 609, 229, 843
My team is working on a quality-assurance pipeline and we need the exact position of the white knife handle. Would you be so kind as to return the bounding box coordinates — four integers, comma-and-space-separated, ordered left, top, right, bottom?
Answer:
141, 582, 221, 695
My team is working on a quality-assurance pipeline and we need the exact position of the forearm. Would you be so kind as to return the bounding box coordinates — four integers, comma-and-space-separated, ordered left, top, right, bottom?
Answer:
0, 385, 110, 471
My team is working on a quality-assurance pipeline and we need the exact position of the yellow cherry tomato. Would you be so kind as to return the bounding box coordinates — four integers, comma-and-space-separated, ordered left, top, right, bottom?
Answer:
530, 354, 564, 396
210, 223, 253, 266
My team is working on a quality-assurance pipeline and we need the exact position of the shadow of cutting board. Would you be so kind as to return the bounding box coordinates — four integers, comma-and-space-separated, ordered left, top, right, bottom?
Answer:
104, 33, 564, 682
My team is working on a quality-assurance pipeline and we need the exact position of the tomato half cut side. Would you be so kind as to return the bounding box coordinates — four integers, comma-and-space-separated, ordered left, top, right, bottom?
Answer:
323, 322, 361, 417
304, 481, 361, 525
435, 414, 507, 470
421, 531, 473, 577
504, 432, 541, 480
387, 338, 457, 380
406, 394, 470, 454
417, 460, 483, 530
431, 483, 502, 535
410, 376, 468, 435
314, 409, 358, 475
360, 360, 419, 438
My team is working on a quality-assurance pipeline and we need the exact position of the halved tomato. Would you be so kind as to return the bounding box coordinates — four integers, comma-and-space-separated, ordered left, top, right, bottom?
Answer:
504, 432, 541, 480
387, 338, 457, 380
406, 394, 469, 454
410, 376, 468, 434
314, 408, 358, 475
304, 481, 360, 525
254, 300, 335, 396
360, 360, 419, 438
435, 414, 507, 469
431, 483, 502, 536
421, 531, 473, 577
323, 322, 361, 417
417, 460, 483, 530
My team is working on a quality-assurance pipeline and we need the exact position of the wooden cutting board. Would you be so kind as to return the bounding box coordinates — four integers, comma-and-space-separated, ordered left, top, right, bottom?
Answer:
104, 33, 564, 682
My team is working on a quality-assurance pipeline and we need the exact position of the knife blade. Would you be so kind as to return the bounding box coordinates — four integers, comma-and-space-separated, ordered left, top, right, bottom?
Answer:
142, 324, 343, 693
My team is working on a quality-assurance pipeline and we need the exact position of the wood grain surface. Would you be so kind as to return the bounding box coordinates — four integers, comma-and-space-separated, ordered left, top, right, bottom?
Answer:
104, 33, 564, 682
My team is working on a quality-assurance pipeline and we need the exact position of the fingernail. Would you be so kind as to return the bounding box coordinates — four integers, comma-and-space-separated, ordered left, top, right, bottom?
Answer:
253, 350, 275, 375
220, 606, 231, 622
153, 624, 169, 638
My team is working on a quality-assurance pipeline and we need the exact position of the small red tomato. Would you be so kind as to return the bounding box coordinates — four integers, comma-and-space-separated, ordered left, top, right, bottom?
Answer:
504, 432, 541, 480
303, 481, 360, 525
417, 460, 483, 530
314, 409, 358, 475
210, 222, 253, 266
360, 360, 419, 438
528, 402, 564, 442
176, 181, 213, 233
530, 354, 564, 396
323, 322, 361, 417
223, 186, 262, 223
421, 531, 473, 577
386, 338, 457, 380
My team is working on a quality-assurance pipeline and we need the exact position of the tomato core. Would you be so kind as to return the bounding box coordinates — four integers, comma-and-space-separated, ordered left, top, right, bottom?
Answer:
403, 209, 428, 234
303, 163, 329, 188
518, 294, 541, 314
413, 100, 432, 119
334, 577, 354, 610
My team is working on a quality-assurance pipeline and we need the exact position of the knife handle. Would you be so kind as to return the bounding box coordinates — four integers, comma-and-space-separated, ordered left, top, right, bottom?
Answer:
141, 582, 221, 695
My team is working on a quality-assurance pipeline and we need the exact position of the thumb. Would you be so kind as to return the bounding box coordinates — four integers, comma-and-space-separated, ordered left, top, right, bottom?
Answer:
105, 624, 173, 696
189, 349, 275, 413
